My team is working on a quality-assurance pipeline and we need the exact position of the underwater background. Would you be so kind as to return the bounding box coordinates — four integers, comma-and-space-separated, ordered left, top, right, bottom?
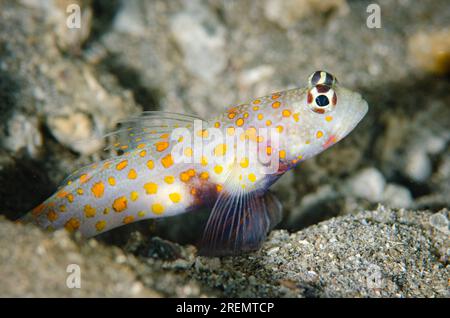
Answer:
0, 0, 448, 297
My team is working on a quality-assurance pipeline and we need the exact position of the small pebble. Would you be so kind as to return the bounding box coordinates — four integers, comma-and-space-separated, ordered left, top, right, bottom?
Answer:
347, 167, 386, 202
404, 148, 432, 182
382, 183, 413, 208
429, 213, 449, 234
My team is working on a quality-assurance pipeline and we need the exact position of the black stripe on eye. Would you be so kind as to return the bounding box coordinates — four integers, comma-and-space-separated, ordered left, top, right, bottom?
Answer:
311, 71, 321, 86
324, 72, 334, 86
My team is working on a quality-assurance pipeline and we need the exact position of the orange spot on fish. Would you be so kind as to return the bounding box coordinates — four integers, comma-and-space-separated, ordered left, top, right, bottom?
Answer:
84, 205, 96, 218
316, 130, 324, 139
197, 129, 209, 138
67, 194, 74, 203
164, 175, 175, 184
128, 169, 137, 179
95, 220, 106, 231
57, 191, 68, 199
46, 210, 58, 222
91, 182, 105, 198
155, 141, 169, 152
282, 109, 291, 117
161, 154, 174, 168
151, 203, 164, 215
64, 218, 80, 232
80, 174, 90, 184
116, 160, 128, 171
112, 196, 127, 213
169, 193, 181, 203
144, 182, 158, 194
180, 172, 190, 182
123, 215, 134, 224
130, 191, 139, 201
108, 176, 116, 186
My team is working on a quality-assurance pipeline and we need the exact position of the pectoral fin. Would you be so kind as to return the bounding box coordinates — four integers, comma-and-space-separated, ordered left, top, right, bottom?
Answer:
199, 185, 283, 256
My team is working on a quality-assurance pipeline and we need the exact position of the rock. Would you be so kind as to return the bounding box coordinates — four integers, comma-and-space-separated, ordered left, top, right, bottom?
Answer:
425, 134, 447, 155
408, 29, 450, 75
113, 1, 148, 36
404, 147, 432, 183
170, 1, 227, 81
141, 237, 183, 260
21, 0, 93, 52
402, 132, 449, 183
47, 112, 103, 155
382, 183, 413, 208
1, 113, 43, 158
346, 167, 386, 202
264, 0, 349, 28
429, 212, 449, 234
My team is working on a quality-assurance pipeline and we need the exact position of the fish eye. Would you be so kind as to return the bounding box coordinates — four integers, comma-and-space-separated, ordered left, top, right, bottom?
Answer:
315, 95, 329, 107
307, 86, 337, 114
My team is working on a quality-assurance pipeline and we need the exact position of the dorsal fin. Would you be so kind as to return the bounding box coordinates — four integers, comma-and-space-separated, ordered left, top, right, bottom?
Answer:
103, 111, 207, 154
71, 111, 208, 157
63, 111, 207, 187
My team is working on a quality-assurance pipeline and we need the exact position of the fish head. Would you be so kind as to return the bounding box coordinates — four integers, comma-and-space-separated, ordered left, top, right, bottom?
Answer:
289, 71, 369, 160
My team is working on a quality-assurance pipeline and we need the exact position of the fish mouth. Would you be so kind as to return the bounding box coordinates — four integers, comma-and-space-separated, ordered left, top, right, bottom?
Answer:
334, 97, 369, 141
